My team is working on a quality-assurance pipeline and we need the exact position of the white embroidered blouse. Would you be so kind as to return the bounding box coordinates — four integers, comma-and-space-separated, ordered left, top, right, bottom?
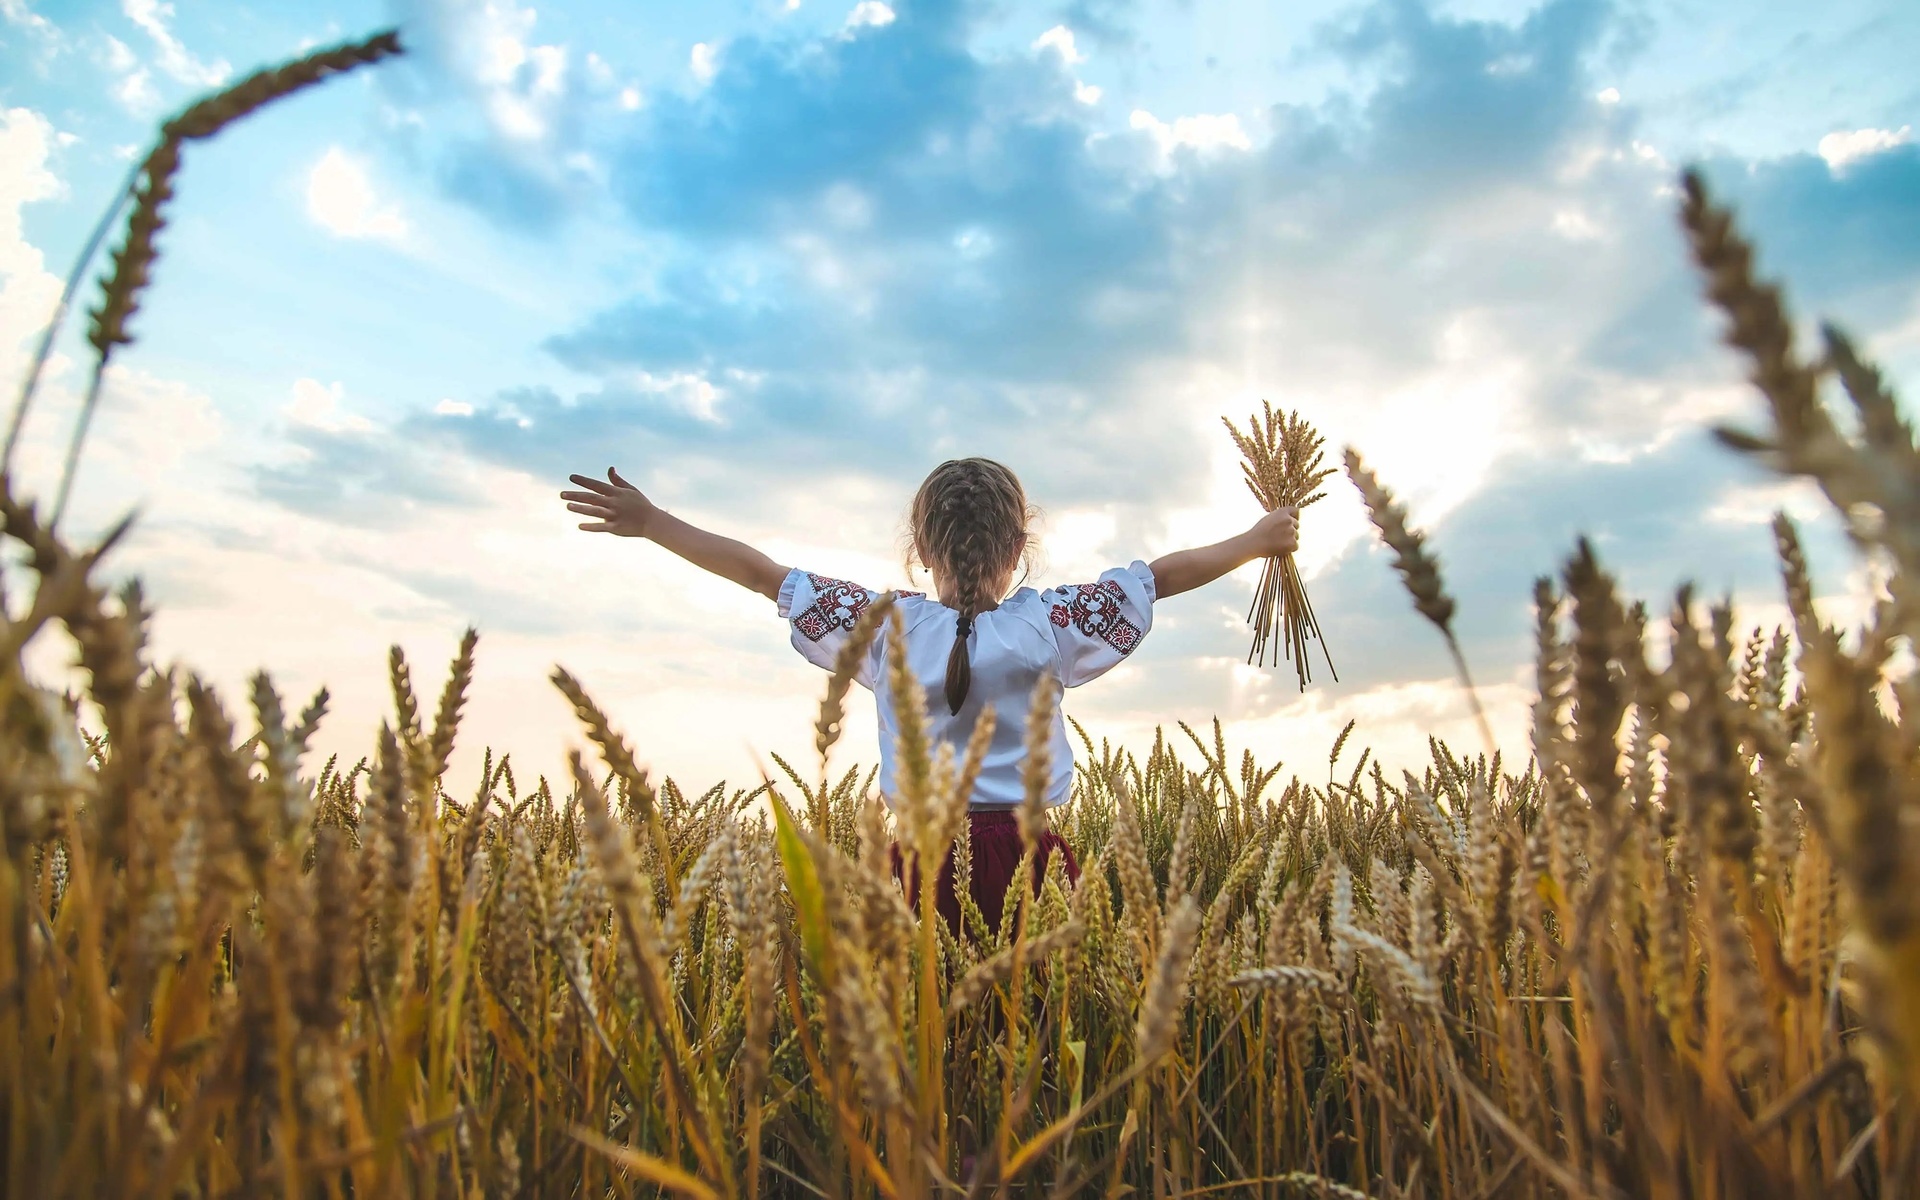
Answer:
776, 562, 1158, 809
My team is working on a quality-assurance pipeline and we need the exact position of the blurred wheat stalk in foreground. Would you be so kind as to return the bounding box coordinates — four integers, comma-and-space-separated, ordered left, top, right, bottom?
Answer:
1, 31, 1917, 1200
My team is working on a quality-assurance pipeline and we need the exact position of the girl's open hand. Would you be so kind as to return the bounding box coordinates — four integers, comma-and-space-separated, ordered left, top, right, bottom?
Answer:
1251, 506, 1300, 558
561, 468, 657, 537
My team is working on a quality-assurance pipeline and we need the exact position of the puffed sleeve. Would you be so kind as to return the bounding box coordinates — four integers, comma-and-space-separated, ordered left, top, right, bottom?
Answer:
777, 568, 885, 688
1038, 560, 1156, 687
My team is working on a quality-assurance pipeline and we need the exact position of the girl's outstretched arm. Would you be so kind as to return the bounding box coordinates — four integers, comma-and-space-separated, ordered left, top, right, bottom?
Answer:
1148, 506, 1298, 600
561, 468, 789, 601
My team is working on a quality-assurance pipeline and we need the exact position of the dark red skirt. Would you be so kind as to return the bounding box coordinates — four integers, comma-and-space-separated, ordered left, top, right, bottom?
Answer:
890, 810, 1080, 936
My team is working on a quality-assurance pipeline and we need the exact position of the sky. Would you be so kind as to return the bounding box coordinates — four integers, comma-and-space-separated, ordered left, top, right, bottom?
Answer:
1, 0, 1916, 797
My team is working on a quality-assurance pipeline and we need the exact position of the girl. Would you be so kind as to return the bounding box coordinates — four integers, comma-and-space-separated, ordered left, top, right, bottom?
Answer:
560, 459, 1298, 932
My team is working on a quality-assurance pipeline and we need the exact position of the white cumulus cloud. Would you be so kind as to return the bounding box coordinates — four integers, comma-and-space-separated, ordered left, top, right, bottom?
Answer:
1818, 125, 1912, 172
285, 378, 373, 433
690, 41, 718, 84
112, 70, 158, 112
100, 35, 159, 112
1551, 208, 1604, 241
2, 0, 58, 46
121, 0, 230, 87
0, 107, 65, 385
306, 148, 409, 243
409, 0, 574, 145
1129, 109, 1253, 160
1033, 25, 1086, 65
844, 2, 895, 31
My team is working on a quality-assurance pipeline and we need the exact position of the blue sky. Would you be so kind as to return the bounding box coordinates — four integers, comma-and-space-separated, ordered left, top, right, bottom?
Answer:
2, 0, 1915, 790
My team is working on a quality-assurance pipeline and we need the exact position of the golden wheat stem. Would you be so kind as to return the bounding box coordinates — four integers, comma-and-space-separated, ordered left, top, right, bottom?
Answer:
1445, 638, 1498, 761
1, 157, 144, 475
45, 369, 107, 535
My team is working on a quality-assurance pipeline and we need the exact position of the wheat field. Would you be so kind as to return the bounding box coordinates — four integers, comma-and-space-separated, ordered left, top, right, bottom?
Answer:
2, 30, 1917, 1200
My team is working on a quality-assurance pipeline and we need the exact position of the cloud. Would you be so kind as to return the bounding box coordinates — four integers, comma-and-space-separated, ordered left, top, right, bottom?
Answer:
306, 148, 411, 243
253, 379, 481, 528
386, 0, 599, 231
121, 0, 230, 87
403, 0, 570, 142
1032, 25, 1086, 65
285, 378, 374, 433
436, 0, 1630, 524
100, 35, 160, 112
0, 107, 61, 241
0, 107, 64, 386
1, 0, 51, 31
1693, 143, 1920, 327
845, 2, 897, 32
689, 41, 718, 84
254, 419, 475, 529
1057, 0, 1137, 54
1818, 125, 1913, 173
377, 4, 1910, 496
1, 0, 60, 57
1031, 25, 1101, 106
394, 0, 1916, 546
1321, 0, 1610, 186
1127, 108, 1252, 158
171, 0, 1917, 787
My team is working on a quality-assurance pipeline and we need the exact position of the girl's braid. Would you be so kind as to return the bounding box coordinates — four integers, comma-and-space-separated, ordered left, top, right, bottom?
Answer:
945, 472, 997, 614
908, 458, 1032, 714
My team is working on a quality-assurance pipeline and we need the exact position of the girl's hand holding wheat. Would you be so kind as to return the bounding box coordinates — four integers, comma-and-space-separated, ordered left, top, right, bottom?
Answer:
1251, 506, 1300, 559
562, 468, 656, 537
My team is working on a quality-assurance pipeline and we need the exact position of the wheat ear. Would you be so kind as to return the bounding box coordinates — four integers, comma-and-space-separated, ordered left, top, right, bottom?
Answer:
1222, 402, 1338, 687
1344, 447, 1495, 756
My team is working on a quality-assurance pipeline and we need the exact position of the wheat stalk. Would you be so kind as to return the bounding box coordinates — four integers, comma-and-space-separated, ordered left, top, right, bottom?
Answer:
1222, 401, 1337, 689
1343, 446, 1496, 757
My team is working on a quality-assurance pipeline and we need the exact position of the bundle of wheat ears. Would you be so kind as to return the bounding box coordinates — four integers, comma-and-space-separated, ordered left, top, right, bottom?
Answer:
1223, 401, 1337, 688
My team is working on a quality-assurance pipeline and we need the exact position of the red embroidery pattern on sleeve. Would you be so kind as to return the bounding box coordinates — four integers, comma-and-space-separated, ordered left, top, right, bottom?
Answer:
1049, 580, 1142, 654
794, 574, 872, 643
